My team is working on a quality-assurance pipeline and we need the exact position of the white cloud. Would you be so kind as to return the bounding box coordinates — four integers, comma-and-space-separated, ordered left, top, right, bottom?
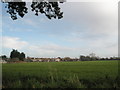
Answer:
26, 41, 118, 58
2, 2, 118, 58
2, 36, 78, 57
24, 43, 80, 58
2, 36, 28, 49
2, 36, 118, 58
61, 2, 118, 36
22, 18, 37, 27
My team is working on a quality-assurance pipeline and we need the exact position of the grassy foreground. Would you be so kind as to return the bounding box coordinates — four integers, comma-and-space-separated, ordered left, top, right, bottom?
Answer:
2, 60, 119, 88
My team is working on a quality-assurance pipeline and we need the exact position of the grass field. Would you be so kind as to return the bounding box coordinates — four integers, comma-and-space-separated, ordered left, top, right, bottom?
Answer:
2, 60, 119, 88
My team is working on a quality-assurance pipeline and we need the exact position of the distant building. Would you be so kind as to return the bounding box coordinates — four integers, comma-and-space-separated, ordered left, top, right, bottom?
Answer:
55, 58, 61, 62
0, 60, 7, 63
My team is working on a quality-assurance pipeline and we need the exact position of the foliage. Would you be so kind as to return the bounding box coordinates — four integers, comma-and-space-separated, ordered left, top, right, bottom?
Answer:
10, 49, 20, 59
19, 52, 25, 61
0, 55, 7, 60
80, 55, 120, 61
10, 49, 25, 61
2, 60, 119, 88
63, 57, 71, 61
2, 0, 64, 20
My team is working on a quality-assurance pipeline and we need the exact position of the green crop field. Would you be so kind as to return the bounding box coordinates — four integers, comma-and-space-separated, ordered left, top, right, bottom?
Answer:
2, 60, 120, 88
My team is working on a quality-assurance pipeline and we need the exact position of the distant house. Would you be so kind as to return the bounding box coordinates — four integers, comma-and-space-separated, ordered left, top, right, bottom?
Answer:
24, 59, 33, 62
32, 59, 37, 62
25, 57, 63, 62
55, 57, 61, 62
0, 60, 7, 63
38, 59, 42, 62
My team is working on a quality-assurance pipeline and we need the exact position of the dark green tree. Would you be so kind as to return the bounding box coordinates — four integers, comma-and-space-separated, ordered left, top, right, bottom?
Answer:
85, 56, 91, 61
10, 49, 26, 61
10, 49, 15, 59
19, 52, 25, 61
0, 55, 7, 60
10, 49, 20, 59
2, 0, 65, 20
80, 55, 86, 61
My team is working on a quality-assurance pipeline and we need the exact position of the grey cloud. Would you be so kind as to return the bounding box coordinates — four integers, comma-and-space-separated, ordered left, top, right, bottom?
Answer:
61, 2, 117, 35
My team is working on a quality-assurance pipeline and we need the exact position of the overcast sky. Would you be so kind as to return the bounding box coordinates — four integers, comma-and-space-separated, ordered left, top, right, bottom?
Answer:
1, 0, 119, 58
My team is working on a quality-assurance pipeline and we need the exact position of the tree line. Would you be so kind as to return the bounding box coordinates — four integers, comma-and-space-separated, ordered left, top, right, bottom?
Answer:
1, 50, 120, 62
80, 55, 120, 61
1, 49, 26, 62
10, 49, 25, 61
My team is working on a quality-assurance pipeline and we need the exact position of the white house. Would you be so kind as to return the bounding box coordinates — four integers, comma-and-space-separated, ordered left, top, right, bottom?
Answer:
55, 58, 61, 62
0, 60, 7, 63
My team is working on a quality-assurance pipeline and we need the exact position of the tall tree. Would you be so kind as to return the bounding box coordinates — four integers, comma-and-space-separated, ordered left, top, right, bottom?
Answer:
10, 49, 26, 61
10, 49, 20, 59
2, 0, 65, 20
10, 49, 15, 59
80, 55, 86, 61
0, 55, 7, 60
19, 52, 25, 61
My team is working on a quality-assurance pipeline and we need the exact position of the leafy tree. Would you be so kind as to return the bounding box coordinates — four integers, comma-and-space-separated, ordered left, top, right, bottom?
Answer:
80, 55, 86, 61
0, 55, 7, 60
1, 55, 7, 58
2, 0, 65, 20
80, 55, 98, 61
85, 56, 91, 61
10, 49, 20, 59
19, 52, 25, 61
64, 57, 71, 61
10, 49, 26, 61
